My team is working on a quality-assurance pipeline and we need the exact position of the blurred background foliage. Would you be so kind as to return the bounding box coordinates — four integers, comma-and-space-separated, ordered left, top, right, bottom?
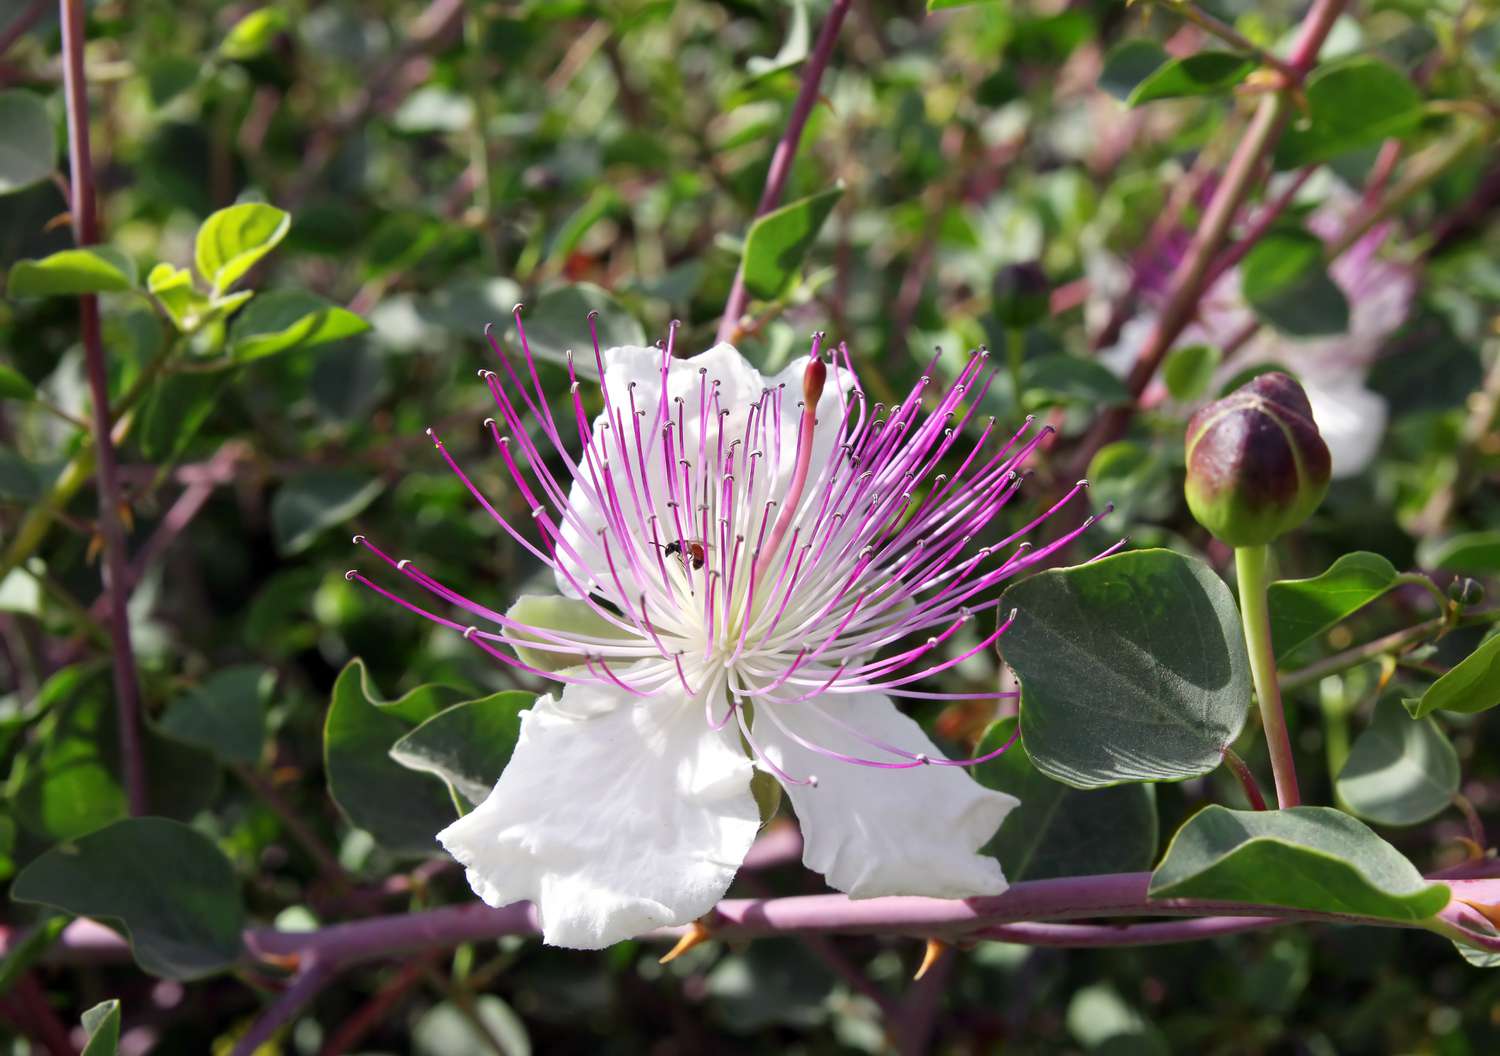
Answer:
1, 0, 1499, 1051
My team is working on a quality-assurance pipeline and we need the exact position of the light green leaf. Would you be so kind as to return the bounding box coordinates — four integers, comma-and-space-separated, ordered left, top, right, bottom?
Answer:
81, 1000, 121, 1056
157, 664, 273, 765
1276, 57, 1424, 169
0, 364, 36, 401
271, 469, 383, 556
974, 719, 1157, 881
1241, 228, 1349, 337
1098, 40, 1167, 101
147, 262, 214, 332
741, 186, 843, 300
324, 659, 467, 855
12, 818, 246, 979
7, 247, 138, 297
1129, 52, 1254, 105
390, 691, 532, 808
219, 7, 288, 61
1405, 634, 1500, 719
194, 203, 290, 295
228, 290, 369, 361
1268, 551, 1400, 660
1149, 805, 1450, 922
1418, 531, 1500, 576
502, 594, 632, 673
0, 90, 56, 196
1004, 549, 1250, 788
1336, 700, 1459, 826
1162, 344, 1221, 402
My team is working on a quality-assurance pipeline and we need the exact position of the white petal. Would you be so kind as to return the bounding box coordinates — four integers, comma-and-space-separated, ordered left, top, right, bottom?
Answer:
1303, 379, 1388, 479
758, 692, 1016, 899
438, 675, 761, 949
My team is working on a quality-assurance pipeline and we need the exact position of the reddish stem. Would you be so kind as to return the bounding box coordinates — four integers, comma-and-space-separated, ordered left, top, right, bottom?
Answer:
1221, 746, 1269, 811
59, 0, 147, 815
716, 0, 855, 344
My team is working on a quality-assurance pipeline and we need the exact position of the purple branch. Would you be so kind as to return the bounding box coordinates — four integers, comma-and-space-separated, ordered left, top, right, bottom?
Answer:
228, 960, 337, 1056
58, 0, 147, 815
715, 0, 855, 345
978, 916, 1285, 948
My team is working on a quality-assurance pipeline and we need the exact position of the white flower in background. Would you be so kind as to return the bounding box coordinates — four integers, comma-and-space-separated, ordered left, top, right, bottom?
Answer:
349, 314, 1109, 949
1097, 188, 1416, 478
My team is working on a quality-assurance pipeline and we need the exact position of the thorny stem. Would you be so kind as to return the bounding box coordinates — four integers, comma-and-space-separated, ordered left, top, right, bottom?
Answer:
59, 0, 147, 816
1235, 545, 1301, 808
1220, 745, 1268, 811
716, 0, 855, 345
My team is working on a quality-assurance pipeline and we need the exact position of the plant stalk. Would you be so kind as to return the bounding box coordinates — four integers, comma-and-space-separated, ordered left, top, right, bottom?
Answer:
1235, 545, 1301, 808
715, 0, 854, 345
59, 0, 147, 816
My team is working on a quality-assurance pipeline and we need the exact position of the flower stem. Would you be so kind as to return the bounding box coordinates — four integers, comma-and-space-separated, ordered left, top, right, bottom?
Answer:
716, 0, 854, 345
59, 0, 147, 816
1235, 544, 1301, 808
1220, 746, 1268, 811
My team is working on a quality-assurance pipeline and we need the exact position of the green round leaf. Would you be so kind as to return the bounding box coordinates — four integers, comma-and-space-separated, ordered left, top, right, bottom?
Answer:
1405, 633, 1500, 719
0, 90, 56, 196
324, 659, 467, 856
157, 664, 273, 766
1098, 40, 1167, 101
519, 283, 646, 369
1241, 229, 1349, 337
1149, 805, 1450, 923
11, 817, 246, 979
1268, 551, 1400, 661
1418, 531, 1500, 576
1004, 548, 1250, 788
1162, 344, 1221, 402
229, 290, 368, 361
271, 469, 383, 556
1336, 700, 1459, 826
1019, 354, 1129, 412
741, 186, 844, 300
1128, 52, 1254, 105
0, 364, 36, 401
1276, 57, 1424, 169
390, 691, 532, 809
974, 719, 1157, 881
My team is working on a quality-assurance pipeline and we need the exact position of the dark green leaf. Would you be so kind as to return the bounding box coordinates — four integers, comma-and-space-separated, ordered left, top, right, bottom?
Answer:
519, 283, 646, 371
1162, 344, 1221, 402
228, 290, 367, 361
0, 916, 67, 991
1418, 531, 1500, 576
1098, 40, 1167, 101
324, 659, 466, 855
1241, 229, 1349, 337
1085, 441, 1175, 525
1129, 52, 1254, 105
1404, 634, 1500, 718
137, 372, 228, 463
12, 818, 246, 979
741, 186, 843, 300
1336, 700, 1459, 826
80, 1000, 121, 1056
1276, 58, 1424, 169
146, 56, 201, 107
195, 203, 290, 295
1019, 355, 1130, 412
1004, 549, 1250, 788
7, 247, 138, 297
271, 469, 384, 555
974, 719, 1157, 881
1149, 805, 1449, 922
390, 691, 532, 808
0, 90, 55, 196
1268, 551, 1400, 660
157, 664, 273, 765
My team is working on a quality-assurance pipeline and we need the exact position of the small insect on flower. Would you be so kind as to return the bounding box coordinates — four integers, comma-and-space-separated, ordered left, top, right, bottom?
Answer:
347, 310, 1116, 949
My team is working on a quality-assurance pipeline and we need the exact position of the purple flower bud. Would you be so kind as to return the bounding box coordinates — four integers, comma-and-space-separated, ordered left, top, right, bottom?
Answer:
1184, 372, 1331, 547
